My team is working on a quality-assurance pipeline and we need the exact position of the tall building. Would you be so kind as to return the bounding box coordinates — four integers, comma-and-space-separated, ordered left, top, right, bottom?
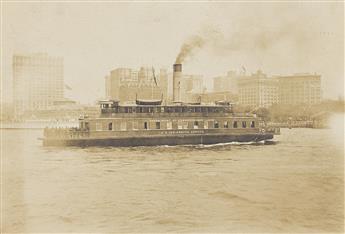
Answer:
13, 53, 64, 118
105, 66, 168, 102
166, 73, 204, 102
181, 74, 203, 102
105, 68, 137, 100
238, 70, 322, 108
213, 70, 239, 93
238, 70, 279, 108
182, 75, 203, 93
277, 74, 321, 105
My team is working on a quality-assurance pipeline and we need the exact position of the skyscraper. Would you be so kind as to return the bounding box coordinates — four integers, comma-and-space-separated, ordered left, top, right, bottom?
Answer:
105, 66, 168, 102
13, 53, 64, 118
180, 74, 203, 102
238, 70, 279, 108
277, 74, 321, 105
237, 71, 322, 108
213, 70, 239, 94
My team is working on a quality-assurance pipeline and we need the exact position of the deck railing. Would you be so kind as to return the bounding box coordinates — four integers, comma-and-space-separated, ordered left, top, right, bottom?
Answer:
100, 111, 254, 118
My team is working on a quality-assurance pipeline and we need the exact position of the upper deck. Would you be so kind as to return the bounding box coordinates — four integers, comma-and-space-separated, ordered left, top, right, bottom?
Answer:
98, 100, 238, 118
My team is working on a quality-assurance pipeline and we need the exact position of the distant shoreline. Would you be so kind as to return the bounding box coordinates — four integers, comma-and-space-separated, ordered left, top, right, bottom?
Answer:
0, 120, 79, 129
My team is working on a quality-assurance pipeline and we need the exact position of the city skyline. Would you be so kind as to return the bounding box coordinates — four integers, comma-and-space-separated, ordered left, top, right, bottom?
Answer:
2, 2, 344, 104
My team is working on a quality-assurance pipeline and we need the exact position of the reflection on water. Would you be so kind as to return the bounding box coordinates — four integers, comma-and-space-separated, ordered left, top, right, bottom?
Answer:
2, 127, 344, 233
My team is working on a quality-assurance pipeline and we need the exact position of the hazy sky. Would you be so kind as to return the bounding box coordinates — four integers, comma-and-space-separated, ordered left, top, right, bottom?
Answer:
2, 2, 344, 104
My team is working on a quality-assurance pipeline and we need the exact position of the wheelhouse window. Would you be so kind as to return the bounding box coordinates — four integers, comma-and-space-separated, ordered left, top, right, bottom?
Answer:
167, 121, 172, 130
174, 107, 181, 113
178, 120, 183, 129
182, 121, 188, 129
250, 121, 255, 128
214, 120, 219, 128
242, 121, 247, 128
96, 122, 102, 131
194, 121, 199, 129
155, 121, 160, 129
85, 122, 89, 130
208, 120, 214, 129
224, 121, 229, 128
133, 121, 138, 130
108, 122, 113, 131
120, 122, 126, 131
233, 121, 238, 128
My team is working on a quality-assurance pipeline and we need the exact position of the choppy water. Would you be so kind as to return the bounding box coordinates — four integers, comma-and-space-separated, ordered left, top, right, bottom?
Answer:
2, 124, 344, 232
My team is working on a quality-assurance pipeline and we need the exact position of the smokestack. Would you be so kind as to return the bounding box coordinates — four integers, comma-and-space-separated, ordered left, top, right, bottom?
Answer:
173, 64, 182, 102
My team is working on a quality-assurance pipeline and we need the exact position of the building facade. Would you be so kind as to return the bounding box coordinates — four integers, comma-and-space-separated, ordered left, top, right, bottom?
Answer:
166, 73, 204, 102
105, 67, 168, 102
277, 74, 321, 105
13, 53, 64, 118
181, 74, 203, 102
238, 71, 322, 108
238, 70, 279, 108
213, 70, 239, 94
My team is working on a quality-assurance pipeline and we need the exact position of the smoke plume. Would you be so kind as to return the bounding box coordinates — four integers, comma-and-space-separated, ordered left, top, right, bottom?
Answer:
175, 35, 205, 64
175, 21, 318, 66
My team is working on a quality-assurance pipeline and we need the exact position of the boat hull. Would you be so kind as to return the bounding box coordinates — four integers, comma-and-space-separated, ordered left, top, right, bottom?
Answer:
43, 133, 273, 147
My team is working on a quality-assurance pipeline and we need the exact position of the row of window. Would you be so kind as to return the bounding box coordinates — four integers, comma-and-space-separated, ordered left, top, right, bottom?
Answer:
93, 120, 256, 131
101, 106, 231, 114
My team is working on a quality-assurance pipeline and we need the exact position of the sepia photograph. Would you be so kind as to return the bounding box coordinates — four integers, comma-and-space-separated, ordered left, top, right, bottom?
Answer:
1, 1, 344, 233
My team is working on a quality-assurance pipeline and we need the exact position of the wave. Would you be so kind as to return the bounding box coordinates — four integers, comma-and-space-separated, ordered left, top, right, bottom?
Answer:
184, 140, 279, 149
209, 191, 254, 203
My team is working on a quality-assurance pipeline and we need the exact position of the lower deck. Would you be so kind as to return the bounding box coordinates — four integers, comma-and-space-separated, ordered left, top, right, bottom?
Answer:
43, 115, 278, 147
43, 132, 273, 147
44, 127, 262, 140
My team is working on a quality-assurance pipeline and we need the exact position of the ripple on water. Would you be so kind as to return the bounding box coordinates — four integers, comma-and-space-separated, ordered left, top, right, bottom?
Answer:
2, 128, 344, 233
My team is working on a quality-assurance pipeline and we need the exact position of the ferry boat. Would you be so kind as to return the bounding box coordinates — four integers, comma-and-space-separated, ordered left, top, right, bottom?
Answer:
43, 64, 279, 147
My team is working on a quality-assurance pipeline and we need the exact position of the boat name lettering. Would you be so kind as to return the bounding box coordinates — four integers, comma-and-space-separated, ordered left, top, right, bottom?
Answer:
160, 130, 205, 135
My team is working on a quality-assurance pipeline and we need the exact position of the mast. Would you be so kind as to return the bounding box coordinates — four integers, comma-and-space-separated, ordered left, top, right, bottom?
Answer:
151, 66, 158, 99
151, 68, 153, 99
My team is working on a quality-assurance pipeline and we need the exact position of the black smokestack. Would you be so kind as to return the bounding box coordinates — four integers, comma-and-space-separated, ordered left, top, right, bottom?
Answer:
173, 63, 182, 72
173, 63, 182, 102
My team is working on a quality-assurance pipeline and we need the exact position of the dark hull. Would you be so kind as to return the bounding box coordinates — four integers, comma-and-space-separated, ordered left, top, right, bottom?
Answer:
43, 133, 273, 147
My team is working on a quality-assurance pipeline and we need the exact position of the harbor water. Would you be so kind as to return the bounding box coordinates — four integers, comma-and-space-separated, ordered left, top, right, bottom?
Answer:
2, 119, 344, 232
